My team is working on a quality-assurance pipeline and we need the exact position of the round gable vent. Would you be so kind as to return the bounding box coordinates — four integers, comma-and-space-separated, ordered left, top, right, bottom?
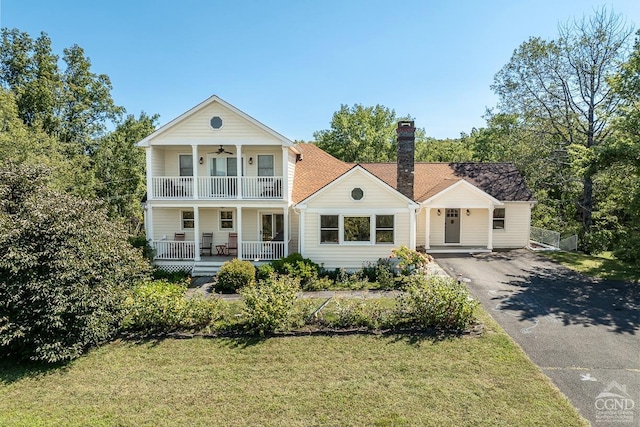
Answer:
210, 116, 223, 130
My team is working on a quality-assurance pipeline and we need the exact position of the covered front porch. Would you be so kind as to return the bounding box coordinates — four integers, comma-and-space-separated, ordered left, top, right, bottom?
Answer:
145, 205, 290, 262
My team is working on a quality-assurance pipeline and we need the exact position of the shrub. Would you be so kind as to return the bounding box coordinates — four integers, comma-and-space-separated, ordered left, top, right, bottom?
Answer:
391, 246, 433, 274
329, 298, 386, 329
151, 267, 191, 282
361, 258, 398, 289
240, 275, 301, 336
216, 259, 255, 293
395, 275, 478, 330
129, 235, 155, 261
0, 162, 151, 363
255, 263, 275, 281
270, 253, 321, 288
122, 280, 223, 333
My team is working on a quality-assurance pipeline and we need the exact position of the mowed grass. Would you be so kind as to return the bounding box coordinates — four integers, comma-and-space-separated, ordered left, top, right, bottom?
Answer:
0, 311, 587, 427
542, 251, 640, 283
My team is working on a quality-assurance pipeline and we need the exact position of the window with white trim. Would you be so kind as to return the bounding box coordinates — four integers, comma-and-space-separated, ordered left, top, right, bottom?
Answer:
220, 210, 234, 230
375, 215, 394, 243
181, 210, 194, 230
344, 216, 370, 242
257, 155, 274, 176
319, 214, 395, 244
493, 208, 505, 230
179, 154, 193, 177
320, 215, 339, 243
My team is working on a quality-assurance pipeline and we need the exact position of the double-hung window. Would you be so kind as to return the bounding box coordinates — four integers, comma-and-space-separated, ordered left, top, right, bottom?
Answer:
181, 210, 194, 230
320, 215, 339, 243
493, 208, 505, 230
220, 211, 234, 230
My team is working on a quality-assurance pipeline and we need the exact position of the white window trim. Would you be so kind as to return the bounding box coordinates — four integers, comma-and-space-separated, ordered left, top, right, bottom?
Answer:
350, 187, 365, 201
219, 210, 235, 232
181, 209, 195, 231
257, 153, 275, 177
178, 153, 193, 177
318, 213, 396, 245
209, 116, 224, 131
493, 207, 506, 231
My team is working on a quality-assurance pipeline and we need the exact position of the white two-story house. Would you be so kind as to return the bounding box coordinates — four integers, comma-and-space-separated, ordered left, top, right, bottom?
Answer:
138, 95, 535, 275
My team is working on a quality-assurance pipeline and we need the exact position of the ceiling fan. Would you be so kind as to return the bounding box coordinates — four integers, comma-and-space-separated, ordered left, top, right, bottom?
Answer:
215, 145, 233, 155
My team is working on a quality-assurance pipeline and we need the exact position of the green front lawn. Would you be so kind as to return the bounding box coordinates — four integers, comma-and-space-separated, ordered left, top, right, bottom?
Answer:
0, 312, 587, 427
541, 251, 640, 283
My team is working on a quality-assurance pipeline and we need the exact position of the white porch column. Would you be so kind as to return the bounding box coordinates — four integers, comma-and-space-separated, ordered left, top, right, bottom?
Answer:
146, 147, 153, 200
283, 207, 289, 257
235, 144, 243, 199
488, 206, 494, 250
236, 207, 243, 259
194, 206, 201, 261
145, 204, 154, 241
298, 207, 306, 257
192, 145, 199, 199
424, 207, 431, 250
409, 205, 416, 250
281, 147, 289, 199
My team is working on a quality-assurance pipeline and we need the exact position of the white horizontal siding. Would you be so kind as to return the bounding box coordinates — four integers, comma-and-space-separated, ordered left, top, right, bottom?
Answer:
307, 170, 409, 209
157, 102, 282, 144
493, 203, 531, 248
302, 211, 411, 269
416, 209, 427, 247
152, 208, 191, 241
460, 209, 489, 246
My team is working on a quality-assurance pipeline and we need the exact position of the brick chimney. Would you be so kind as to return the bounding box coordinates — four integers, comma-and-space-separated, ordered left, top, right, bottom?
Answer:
396, 120, 415, 199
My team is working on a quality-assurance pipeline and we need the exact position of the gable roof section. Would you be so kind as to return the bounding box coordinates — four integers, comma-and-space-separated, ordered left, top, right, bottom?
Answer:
422, 179, 503, 205
359, 162, 534, 202
291, 143, 352, 203
136, 95, 296, 148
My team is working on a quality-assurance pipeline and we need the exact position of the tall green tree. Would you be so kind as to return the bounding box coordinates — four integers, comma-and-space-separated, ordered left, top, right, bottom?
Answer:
314, 104, 413, 162
607, 29, 640, 264
492, 8, 633, 250
94, 112, 158, 229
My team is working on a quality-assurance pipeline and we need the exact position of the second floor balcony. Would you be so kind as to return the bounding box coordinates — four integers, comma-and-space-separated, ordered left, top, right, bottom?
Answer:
151, 176, 283, 200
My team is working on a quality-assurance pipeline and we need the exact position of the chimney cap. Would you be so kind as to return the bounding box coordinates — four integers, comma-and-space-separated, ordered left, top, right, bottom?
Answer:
397, 120, 415, 128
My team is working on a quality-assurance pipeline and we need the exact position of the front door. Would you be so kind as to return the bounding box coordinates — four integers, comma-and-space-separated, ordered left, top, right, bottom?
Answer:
444, 209, 460, 244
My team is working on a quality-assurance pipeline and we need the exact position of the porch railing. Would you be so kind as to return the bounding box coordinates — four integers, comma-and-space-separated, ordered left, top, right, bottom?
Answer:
152, 240, 196, 260
151, 240, 284, 261
151, 176, 283, 199
241, 241, 285, 261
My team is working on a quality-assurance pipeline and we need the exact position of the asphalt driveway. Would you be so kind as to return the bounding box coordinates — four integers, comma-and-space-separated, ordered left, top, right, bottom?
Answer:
434, 249, 639, 426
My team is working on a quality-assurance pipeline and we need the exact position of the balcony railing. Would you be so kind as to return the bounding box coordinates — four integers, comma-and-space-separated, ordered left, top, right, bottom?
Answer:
151, 176, 283, 199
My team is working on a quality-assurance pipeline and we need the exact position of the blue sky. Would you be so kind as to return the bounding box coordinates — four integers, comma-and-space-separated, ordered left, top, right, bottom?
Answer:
2, 1, 639, 140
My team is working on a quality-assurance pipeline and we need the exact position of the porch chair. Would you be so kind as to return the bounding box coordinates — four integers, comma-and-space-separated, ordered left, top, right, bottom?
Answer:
227, 232, 238, 256
201, 232, 213, 256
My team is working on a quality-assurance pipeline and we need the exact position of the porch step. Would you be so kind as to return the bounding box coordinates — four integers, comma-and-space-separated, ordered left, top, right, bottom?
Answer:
191, 261, 225, 277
